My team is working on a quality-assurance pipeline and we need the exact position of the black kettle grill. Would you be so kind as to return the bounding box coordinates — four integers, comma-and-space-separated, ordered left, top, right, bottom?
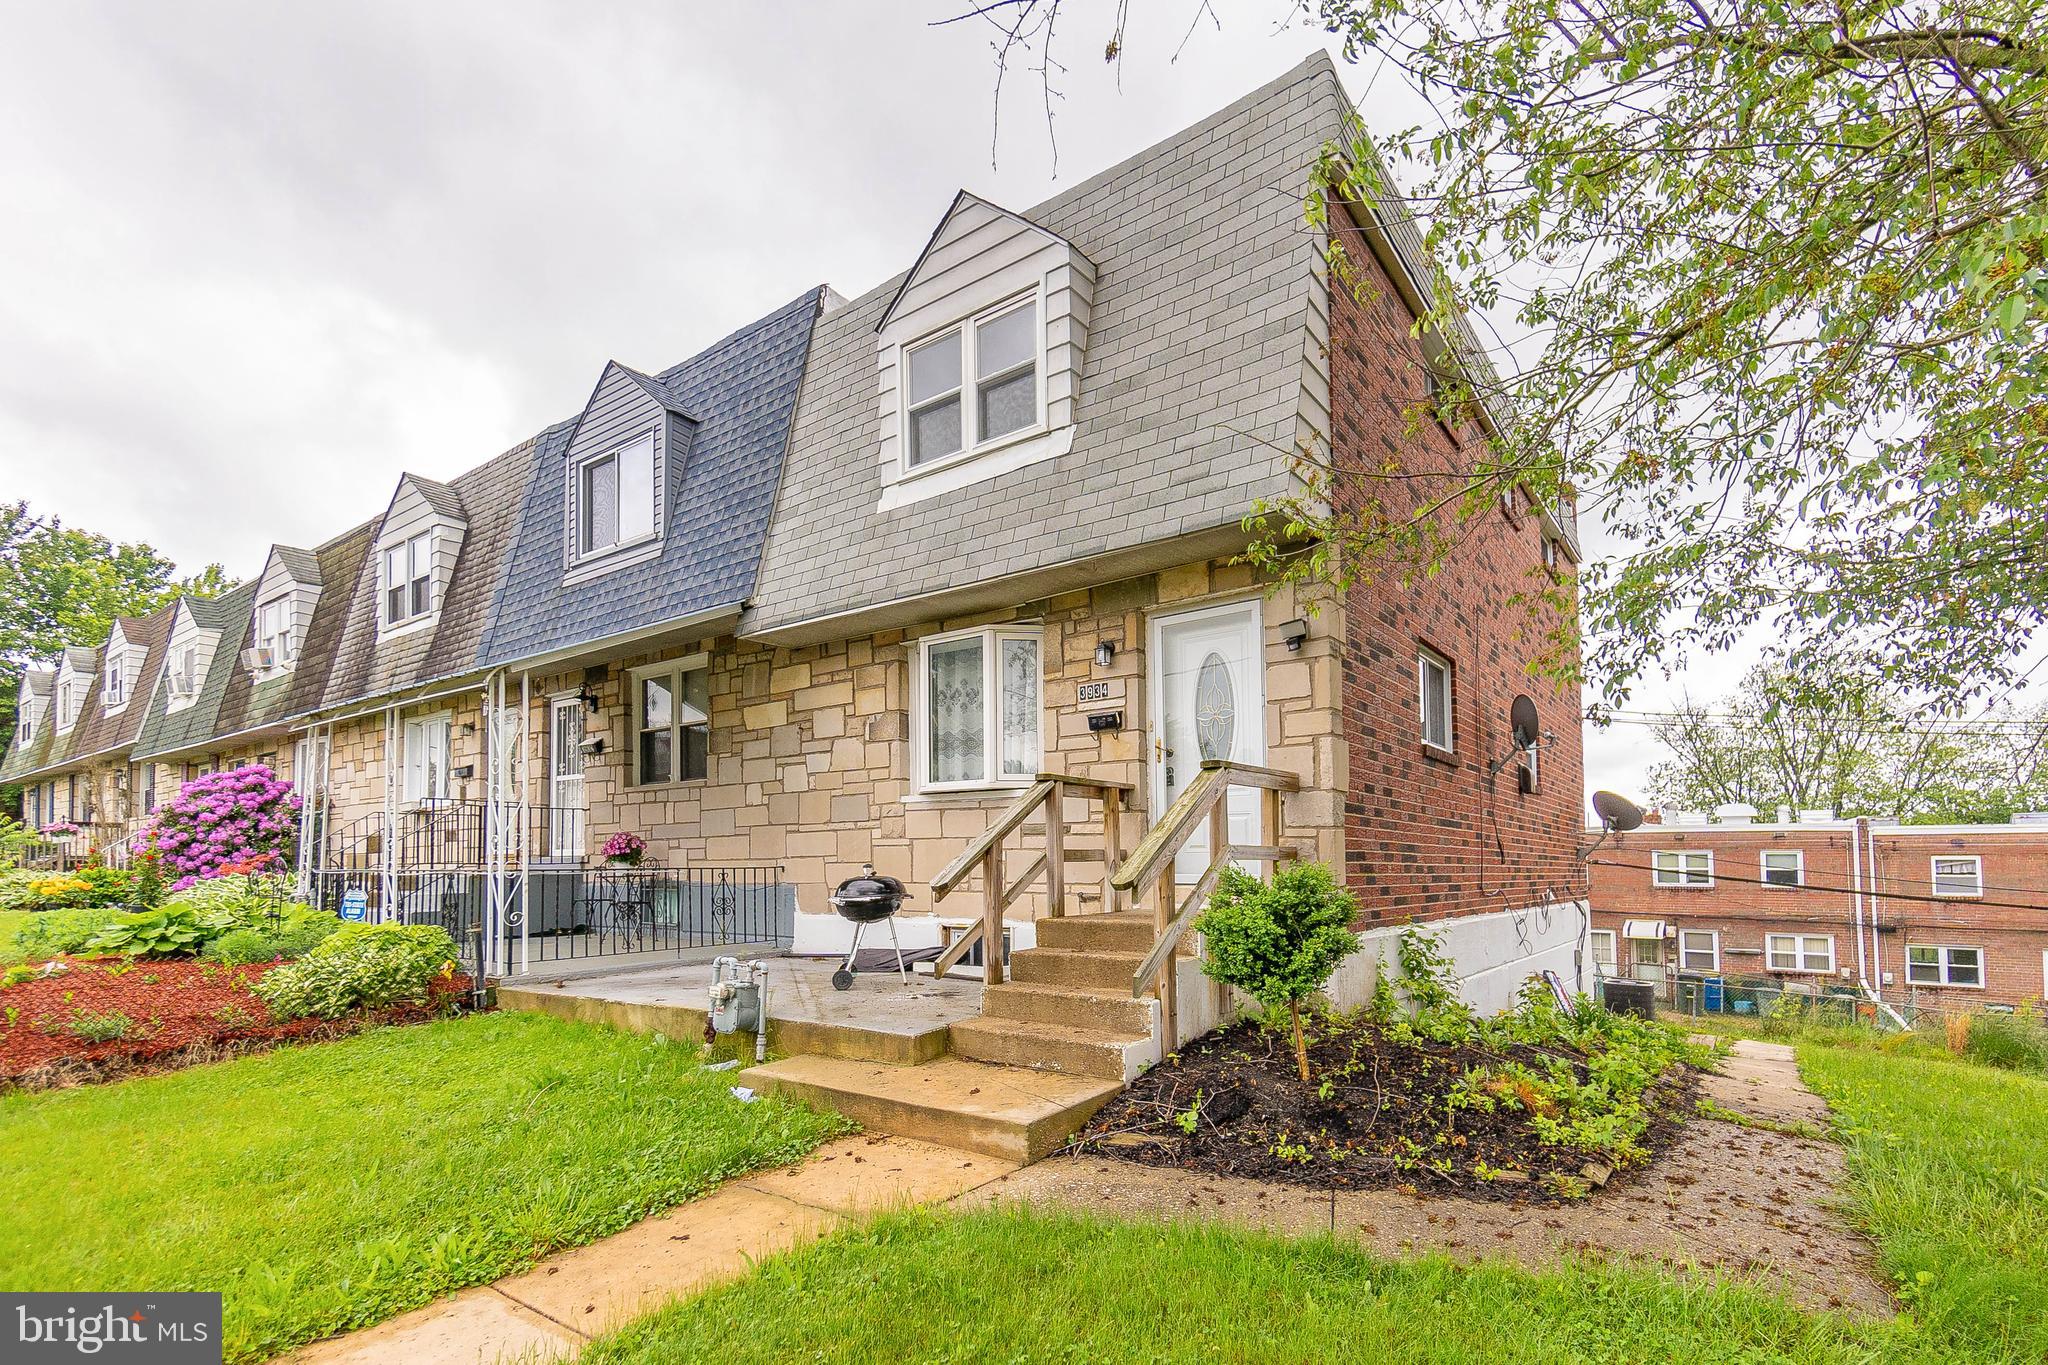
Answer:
828, 864, 911, 990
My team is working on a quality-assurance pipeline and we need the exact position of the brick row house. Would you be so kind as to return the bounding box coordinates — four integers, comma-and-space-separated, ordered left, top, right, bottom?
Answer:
1588, 813, 2048, 1013
4, 57, 1587, 1063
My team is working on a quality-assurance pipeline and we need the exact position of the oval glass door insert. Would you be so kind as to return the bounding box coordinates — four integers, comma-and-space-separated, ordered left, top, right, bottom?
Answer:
1194, 651, 1236, 761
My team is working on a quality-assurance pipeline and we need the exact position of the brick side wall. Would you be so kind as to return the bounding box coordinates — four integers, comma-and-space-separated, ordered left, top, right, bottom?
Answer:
1327, 212, 1584, 924
1589, 825, 2048, 1009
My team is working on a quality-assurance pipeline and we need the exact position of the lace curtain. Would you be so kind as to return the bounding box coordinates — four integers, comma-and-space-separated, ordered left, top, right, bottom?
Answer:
927, 637, 985, 784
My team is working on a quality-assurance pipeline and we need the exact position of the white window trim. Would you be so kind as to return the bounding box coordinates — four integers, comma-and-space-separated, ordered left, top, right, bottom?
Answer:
1678, 929, 1721, 973
1417, 647, 1454, 753
911, 624, 1044, 796
103, 649, 131, 712
1930, 855, 1983, 898
55, 678, 80, 733
896, 291, 1047, 482
572, 430, 662, 566
1589, 928, 1617, 971
1652, 849, 1714, 888
1766, 933, 1835, 974
400, 711, 453, 807
1906, 943, 1984, 989
382, 531, 438, 632
1760, 848, 1805, 887
628, 652, 711, 790
254, 595, 298, 676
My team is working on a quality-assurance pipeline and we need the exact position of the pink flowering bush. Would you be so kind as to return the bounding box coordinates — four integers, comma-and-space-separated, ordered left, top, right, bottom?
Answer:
132, 764, 301, 891
601, 831, 646, 866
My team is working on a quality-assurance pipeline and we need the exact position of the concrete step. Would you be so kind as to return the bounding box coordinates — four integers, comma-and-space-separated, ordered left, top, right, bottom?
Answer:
739, 1055, 1120, 1164
981, 980, 1156, 1034
1034, 911, 1156, 953
950, 1016, 1156, 1082
1008, 946, 1147, 992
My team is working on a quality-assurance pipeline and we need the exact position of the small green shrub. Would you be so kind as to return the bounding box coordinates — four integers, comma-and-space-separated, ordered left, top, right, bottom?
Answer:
204, 909, 343, 966
1196, 862, 1361, 1081
252, 923, 460, 1021
1963, 1011, 2048, 1074
83, 907, 209, 959
65, 1009, 134, 1042
3, 963, 45, 988
14, 907, 124, 959
163, 875, 292, 931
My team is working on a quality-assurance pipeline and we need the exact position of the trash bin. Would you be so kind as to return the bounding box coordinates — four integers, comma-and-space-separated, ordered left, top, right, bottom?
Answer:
1602, 979, 1657, 1018
1701, 975, 1724, 1012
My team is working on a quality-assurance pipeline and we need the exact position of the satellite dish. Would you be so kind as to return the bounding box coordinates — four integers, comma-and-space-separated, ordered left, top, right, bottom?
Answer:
1592, 790, 1645, 833
1509, 695, 1540, 749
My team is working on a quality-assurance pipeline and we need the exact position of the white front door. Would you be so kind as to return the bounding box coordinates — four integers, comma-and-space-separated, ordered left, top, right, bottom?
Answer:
549, 697, 587, 859
1151, 599, 1264, 882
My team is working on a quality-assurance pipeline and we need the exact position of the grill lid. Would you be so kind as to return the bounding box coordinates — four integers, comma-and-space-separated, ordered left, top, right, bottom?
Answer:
831, 866, 910, 904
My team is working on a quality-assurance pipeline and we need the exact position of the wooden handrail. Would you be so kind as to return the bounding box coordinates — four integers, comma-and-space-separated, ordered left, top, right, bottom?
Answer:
930, 780, 1054, 900
1108, 766, 1229, 893
1036, 771, 1135, 794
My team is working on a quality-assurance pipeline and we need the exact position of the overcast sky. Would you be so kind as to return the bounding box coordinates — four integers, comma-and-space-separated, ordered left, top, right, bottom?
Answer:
0, 1, 1746, 802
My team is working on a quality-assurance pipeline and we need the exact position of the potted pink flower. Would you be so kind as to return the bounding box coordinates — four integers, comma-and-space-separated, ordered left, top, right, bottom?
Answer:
601, 831, 647, 867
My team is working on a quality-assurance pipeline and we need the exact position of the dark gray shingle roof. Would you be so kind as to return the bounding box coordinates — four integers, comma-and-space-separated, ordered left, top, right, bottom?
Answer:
478, 288, 824, 666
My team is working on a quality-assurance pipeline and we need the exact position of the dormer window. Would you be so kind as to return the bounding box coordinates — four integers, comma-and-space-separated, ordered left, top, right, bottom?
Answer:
577, 433, 657, 557
16, 701, 32, 744
169, 645, 199, 699
103, 654, 127, 708
383, 532, 434, 627
56, 679, 79, 732
255, 596, 296, 671
904, 298, 1038, 470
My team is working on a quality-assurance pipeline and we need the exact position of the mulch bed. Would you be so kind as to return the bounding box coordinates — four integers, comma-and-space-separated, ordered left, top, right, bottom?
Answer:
1069, 1018, 1699, 1203
0, 957, 474, 1091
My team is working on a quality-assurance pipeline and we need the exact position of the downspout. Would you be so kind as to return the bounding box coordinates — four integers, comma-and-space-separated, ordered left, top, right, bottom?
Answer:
382, 704, 398, 920
1853, 815, 1910, 1030
1867, 820, 1886, 1006
518, 669, 531, 978
1850, 820, 1869, 990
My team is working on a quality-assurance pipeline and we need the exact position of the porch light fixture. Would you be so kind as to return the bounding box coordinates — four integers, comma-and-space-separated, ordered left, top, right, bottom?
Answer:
1094, 640, 1116, 668
576, 686, 601, 714
1279, 618, 1309, 652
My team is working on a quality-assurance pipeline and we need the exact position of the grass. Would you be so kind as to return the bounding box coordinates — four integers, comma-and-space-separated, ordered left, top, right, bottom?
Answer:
1801, 1045, 2048, 1362
0, 909, 32, 962
577, 1031, 2048, 1365
0, 1009, 850, 1363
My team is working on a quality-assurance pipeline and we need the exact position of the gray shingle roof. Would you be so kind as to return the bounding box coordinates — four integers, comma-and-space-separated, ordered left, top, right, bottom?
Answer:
614, 364, 697, 418
0, 604, 175, 780
132, 580, 259, 762
272, 545, 323, 586
214, 524, 372, 740
478, 288, 825, 666
746, 57, 1348, 636
404, 474, 468, 522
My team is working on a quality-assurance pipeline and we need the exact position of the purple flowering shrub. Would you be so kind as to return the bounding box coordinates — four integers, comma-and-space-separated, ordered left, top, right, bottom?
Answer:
133, 764, 301, 891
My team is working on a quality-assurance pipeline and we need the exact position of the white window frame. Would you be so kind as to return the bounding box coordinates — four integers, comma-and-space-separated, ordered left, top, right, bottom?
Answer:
1678, 929, 1720, 972
1652, 849, 1714, 887
898, 294, 1043, 478
1760, 849, 1805, 887
1589, 928, 1617, 972
1906, 943, 1984, 988
912, 625, 1043, 795
1931, 855, 1983, 898
630, 654, 711, 789
56, 678, 79, 732
16, 693, 32, 744
382, 531, 436, 628
103, 651, 127, 708
401, 712, 453, 806
169, 644, 199, 701
1417, 648, 1453, 753
256, 595, 297, 670
1766, 933, 1835, 973
575, 431, 659, 561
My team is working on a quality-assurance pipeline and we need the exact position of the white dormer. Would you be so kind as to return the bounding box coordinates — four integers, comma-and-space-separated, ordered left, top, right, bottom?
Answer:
246, 546, 321, 680
375, 475, 467, 639
15, 675, 41, 745
559, 361, 695, 585
101, 621, 143, 715
53, 652, 88, 734
874, 191, 1095, 512
161, 600, 220, 714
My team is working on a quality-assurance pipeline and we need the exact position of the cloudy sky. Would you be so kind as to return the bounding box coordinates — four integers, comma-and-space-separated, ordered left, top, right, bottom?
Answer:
0, 1, 1738, 800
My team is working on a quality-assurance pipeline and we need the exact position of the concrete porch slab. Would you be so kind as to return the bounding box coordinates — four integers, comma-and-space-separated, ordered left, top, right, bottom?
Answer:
497, 954, 981, 1065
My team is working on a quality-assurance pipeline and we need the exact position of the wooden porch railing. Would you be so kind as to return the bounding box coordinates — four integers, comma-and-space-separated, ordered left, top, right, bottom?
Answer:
929, 772, 1133, 984
1108, 759, 1301, 1048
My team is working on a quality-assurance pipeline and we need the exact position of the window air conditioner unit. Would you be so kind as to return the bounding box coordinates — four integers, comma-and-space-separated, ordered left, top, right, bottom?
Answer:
241, 646, 276, 672
169, 674, 195, 699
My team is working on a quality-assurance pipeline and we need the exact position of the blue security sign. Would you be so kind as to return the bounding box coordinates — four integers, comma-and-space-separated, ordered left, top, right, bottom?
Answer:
339, 889, 369, 922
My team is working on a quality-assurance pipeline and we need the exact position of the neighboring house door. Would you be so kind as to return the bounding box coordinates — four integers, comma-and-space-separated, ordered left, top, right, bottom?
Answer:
549, 696, 586, 859
1630, 937, 1666, 985
1151, 599, 1265, 882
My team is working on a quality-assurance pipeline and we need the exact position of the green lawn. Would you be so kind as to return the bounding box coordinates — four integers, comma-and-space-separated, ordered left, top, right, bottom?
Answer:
0, 1010, 849, 1363
581, 1037, 2048, 1365
1801, 1045, 2048, 1361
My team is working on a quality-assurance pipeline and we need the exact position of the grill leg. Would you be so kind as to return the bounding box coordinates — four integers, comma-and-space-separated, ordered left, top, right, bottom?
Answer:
885, 913, 908, 983
841, 920, 866, 975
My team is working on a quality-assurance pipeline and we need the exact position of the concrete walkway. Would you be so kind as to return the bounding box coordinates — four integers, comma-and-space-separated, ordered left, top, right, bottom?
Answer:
283, 1135, 1016, 1365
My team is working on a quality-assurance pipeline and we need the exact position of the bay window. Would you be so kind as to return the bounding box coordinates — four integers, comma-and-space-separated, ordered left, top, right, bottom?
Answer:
916, 626, 1041, 791
634, 657, 709, 786
903, 298, 1038, 470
